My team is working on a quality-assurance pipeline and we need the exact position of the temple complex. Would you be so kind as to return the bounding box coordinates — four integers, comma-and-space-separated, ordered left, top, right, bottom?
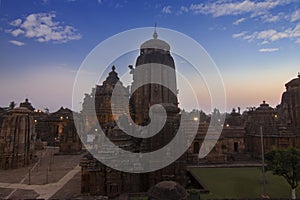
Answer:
1, 30, 300, 199
78, 26, 300, 198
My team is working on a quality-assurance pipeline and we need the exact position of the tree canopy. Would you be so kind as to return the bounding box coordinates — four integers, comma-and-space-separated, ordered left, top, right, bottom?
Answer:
265, 147, 300, 199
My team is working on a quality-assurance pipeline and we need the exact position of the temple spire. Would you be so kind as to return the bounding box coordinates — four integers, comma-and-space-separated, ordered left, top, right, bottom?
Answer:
153, 23, 158, 39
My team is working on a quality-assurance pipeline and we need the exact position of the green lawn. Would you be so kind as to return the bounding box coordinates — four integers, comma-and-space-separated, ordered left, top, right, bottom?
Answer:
191, 167, 300, 199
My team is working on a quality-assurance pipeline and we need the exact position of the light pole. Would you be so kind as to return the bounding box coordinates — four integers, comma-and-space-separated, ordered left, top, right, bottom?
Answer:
260, 126, 267, 197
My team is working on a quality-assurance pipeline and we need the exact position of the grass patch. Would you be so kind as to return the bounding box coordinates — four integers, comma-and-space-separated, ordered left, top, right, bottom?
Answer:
191, 167, 300, 199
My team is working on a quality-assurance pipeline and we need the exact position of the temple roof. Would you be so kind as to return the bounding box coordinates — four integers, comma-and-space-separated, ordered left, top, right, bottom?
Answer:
19, 98, 35, 111
255, 101, 274, 112
103, 65, 119, 86
285, 73, 300, 88
140, 30, 170, 51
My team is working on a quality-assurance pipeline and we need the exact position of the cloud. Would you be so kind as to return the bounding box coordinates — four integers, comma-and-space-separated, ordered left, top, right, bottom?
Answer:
233, 18, 246, 25
7, 12, 81, 43
178, 6, 189, 15
232, 31, 247, 38
261, 12, 285, 23
261, 40, 269, 45
162, 6, 172, 14
232, 23, 300, 45
10, 19, 22, 26
291, 9, 300, 22
189, 0, 294, 17
9, 40, 25, 46
259, 48, 279, 52
10, 28, 24, 37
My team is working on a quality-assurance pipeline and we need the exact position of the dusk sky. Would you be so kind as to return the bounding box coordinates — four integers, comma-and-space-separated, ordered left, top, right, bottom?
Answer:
0, 0, 300, 113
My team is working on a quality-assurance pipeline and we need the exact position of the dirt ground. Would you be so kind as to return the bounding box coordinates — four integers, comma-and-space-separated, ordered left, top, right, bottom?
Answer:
0, 147, 85, 199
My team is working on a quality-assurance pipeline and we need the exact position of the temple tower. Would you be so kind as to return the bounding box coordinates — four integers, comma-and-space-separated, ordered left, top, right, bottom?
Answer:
0, 107, 36, 169
280, 73, 300, 134
131, 30, 178, 125
94, 66, 129, 128
131, 30, 186, 188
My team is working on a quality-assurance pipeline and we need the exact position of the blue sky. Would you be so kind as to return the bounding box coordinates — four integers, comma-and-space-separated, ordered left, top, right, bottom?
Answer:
0, 0, 300, 113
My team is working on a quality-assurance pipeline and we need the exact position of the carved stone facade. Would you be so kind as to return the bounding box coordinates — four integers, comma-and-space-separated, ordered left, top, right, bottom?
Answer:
279, 73, 300, 148
80, 67, 142, 197
0, 107, 36, 169
280, 74, 300, 134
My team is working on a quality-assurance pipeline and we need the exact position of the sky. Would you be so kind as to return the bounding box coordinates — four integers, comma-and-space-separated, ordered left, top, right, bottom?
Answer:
0, 0, 300, 113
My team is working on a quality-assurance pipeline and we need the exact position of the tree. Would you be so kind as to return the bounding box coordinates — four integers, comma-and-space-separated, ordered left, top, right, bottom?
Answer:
44, 107, 50, 114
265, 147, 300, 199
9, 101, 16, 110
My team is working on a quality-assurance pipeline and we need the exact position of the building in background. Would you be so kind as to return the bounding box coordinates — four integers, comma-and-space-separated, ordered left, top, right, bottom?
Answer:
35, 107, 83, 154
245, 101, 295, 158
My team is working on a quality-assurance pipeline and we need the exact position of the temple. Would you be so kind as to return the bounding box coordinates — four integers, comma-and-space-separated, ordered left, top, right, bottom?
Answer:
279, 73, 300, 135
0, 106, 36, 169
80, 31, 187, 197
1, 30, 300, 199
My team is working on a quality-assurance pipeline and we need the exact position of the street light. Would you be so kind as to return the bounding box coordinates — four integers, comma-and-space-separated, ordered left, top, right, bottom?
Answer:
260, 126, 268, 198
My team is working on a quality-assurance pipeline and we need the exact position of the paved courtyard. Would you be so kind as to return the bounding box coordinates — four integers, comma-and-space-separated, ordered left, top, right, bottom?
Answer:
0, 147, 84, 199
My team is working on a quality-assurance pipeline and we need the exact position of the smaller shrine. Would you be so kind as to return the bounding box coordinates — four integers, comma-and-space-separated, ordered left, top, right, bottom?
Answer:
245, 101, 295, 158
0, 107, 36, 169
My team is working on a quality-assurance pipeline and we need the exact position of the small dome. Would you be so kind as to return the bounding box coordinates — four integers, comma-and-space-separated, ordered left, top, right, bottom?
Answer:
148, 181, 187, 200
141, 31, 170, 51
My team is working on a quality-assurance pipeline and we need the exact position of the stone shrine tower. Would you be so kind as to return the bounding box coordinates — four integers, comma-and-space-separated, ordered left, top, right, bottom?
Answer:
280, 73, 300, 134
95, 65, 129, 128
131, 29, 178, 125
131, 30, 186, 187
0, 107, 36, 169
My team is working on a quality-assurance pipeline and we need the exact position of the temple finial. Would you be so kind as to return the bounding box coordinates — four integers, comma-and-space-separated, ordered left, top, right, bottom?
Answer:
153, 23, 158, 39
112, 65, 115, 71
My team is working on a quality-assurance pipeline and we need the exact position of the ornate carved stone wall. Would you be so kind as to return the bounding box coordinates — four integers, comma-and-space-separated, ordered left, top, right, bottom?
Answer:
0, 107, 36, 169
279, 74, 300, 134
